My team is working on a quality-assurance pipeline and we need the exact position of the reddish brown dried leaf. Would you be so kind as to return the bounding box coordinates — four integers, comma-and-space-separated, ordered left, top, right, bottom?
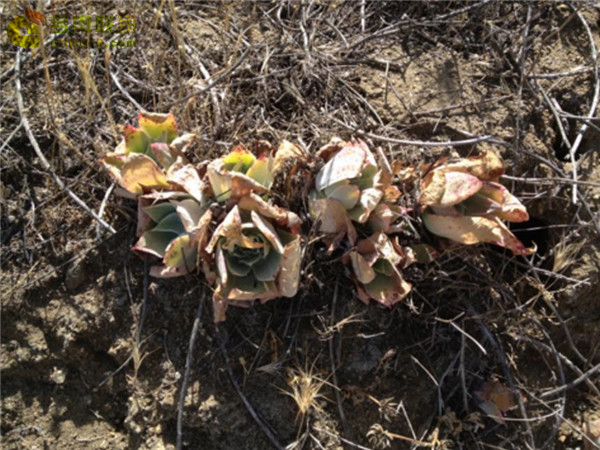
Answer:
25, 7, 45, 26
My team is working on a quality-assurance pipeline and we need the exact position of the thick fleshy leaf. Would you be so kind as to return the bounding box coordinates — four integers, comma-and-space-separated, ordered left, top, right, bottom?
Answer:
163, 234, 196, 272
167, 164, 204, 202
170, 133, 196, 154
207, 160, 268, 201
225, 252, 254, 276
278, 234, 301, 297
151, 142, 177, 168
228, 172, 270, 198
252, 248, 283, 281
216, 246, 228, 286
153, 212, 185, 234
311, 197, 350, 235
238, 193, 301, 231
373, 259, 394, 276
223, 147, 256, 172
374, 147, 394, 187
144, 202, 177, 223
122, 125, 150, 154
245, 156, 274, 189
368, 203, 394, 232
475, 380, 515, 425
439, 150, 504, 181
479, 182, 529, 222
348, 188, 383, 223
137, 193, 191, 236
250, 211, 284, 254
192, 209, 213, 265
327, 184, 360, 210
439, 172, 483, 207
457, 192, 501, 216
422, 213, 534, 255
352, 164, 377, 190
370, 232, 402, 267
138, 111, 177, 142
363, 272, 412, 307
405, 243, 439, 265
315, 145, 366, 191
206, 206, 243, 253
176, 199, 205, 232
118, 153, 169, 194
350, 251, 376, 284
226, 275, 276, 301
421, 171, 483, 207
133, 230, 178, 258
136, 196, 153, 237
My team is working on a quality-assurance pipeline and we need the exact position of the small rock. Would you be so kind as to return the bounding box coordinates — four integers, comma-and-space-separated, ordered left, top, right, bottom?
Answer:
50, 367, 67, 384
65, 260, 86, 290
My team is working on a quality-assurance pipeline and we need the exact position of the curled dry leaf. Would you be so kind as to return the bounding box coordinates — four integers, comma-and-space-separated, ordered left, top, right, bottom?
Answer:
205, 197, 302, 322
419, 151, 534, 256
474, 379, 515, 425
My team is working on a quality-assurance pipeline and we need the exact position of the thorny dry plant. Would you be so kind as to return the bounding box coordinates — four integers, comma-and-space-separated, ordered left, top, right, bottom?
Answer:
281, 362, 331, 426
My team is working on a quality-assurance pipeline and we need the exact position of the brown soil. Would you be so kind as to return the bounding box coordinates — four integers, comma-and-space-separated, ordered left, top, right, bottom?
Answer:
1, 2, 599, 449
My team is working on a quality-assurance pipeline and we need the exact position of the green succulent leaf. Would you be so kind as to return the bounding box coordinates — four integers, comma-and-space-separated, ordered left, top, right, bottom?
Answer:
252, 248, 283, 281
327, 184, 360, 210
153, 212, 186, 234
123, 125, 150, 154
245, 156, 273, 189
144, 202, 177, 223
163, 234, 196, 272
223, 148, 256, 172
138, 111, 178, 142
363, 273, 411, 307
134, 230, 179, 258
225, 251, 254, 276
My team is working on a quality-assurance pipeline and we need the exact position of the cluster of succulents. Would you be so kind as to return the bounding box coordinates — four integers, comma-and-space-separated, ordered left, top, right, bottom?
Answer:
101, 111, 534, 321
419, 150, 534, 256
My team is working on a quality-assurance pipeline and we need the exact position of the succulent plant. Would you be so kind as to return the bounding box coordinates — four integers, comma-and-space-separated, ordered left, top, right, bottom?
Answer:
205, 193, 302, 322
419, 151, 534, 255
346, 232, 413, 306
207, 145, 274, 201
101, 111, 202, 200
309, 138, 402, 249
132, 191, 212, 278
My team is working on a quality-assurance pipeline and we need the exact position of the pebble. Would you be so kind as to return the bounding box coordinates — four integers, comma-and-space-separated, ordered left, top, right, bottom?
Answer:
65, 260, 86, 290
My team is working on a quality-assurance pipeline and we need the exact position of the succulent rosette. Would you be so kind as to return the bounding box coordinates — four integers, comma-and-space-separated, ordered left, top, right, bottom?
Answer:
309, 138, 402, 249
346, 232, 412, 306
420, 151, 534, 255
101, 111, 201, 200
205, 193, 302, 322
132, 191, 212, 278
207, 145, 274, 201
